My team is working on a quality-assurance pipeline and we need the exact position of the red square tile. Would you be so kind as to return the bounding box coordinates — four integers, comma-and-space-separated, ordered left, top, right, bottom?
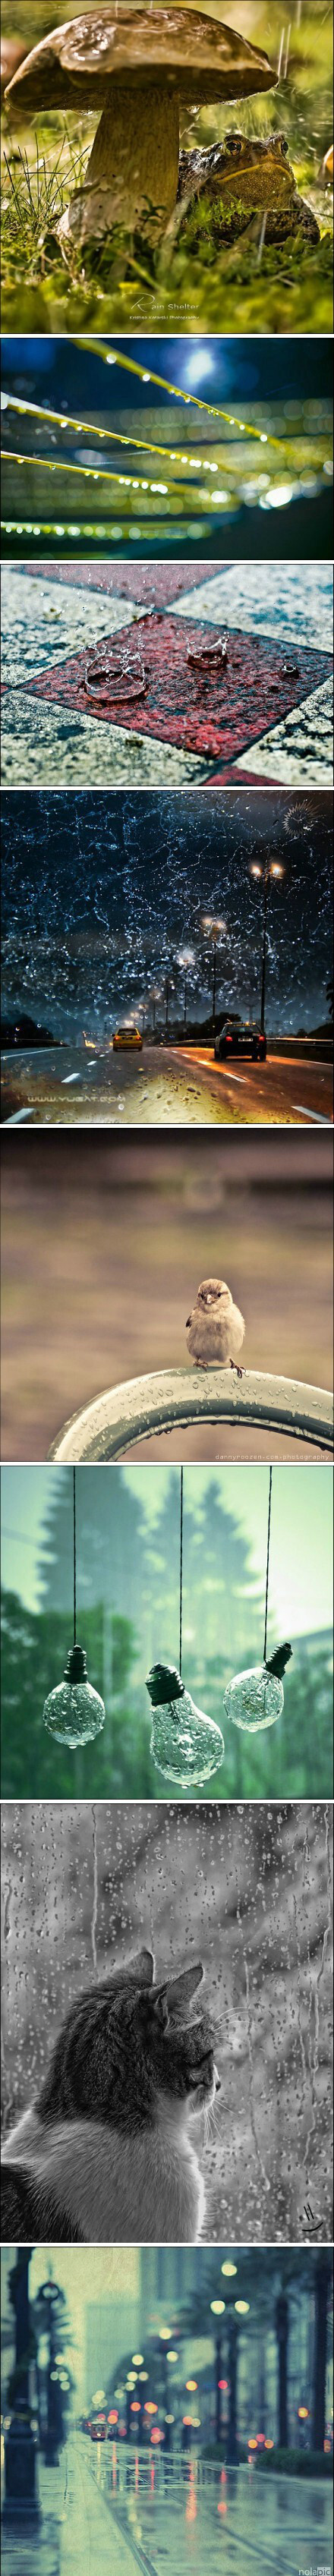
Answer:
25, 618, 332, 764
23, 563, 219, 607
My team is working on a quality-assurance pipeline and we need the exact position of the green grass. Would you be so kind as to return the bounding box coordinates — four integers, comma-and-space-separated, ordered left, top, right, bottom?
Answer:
2, 141, 332, 334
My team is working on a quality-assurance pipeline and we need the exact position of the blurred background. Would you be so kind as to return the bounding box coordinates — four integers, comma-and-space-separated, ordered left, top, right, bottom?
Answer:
2, 1800, 332, 2243
1, 1461, 332, 1798
1, 1132, 332, 1459
2, 337, 332, 556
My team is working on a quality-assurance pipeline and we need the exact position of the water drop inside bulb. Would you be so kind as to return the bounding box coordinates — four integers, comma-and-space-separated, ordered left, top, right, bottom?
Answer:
146, 1661, 224, 1786
43, 1644, 106, 1748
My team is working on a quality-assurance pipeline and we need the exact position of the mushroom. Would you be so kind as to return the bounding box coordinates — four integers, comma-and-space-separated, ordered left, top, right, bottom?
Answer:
1, 37, 27, 109
5, 5, 276, 256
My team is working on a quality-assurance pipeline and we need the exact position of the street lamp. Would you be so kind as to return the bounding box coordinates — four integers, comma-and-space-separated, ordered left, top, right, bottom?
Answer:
210, 2285, 251, 2461
176, 949, 196, 1031
35, 2282, 69, 2466
2, 2252, 39, 2526
164, 976, 175, 1037
249, 862, 285, 1034
200, 917, 228, 1039
150, 986, 162, 1035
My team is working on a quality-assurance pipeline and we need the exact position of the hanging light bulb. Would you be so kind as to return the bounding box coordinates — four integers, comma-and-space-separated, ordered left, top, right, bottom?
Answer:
145, 1472, 224, 1785
43, 1471, 106, 1748
224, 1470, 292, 1734
146, 1661, 224, 1787
224, 1641, 292, 1734
43, 1643, 106, 1747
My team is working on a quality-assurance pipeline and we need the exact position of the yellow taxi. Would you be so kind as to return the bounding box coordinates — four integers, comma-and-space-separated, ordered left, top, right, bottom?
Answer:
113, 1023, 143, 1050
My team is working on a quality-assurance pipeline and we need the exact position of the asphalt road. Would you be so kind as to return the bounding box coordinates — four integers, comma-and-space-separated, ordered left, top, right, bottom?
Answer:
2, 1047, 332, 1129
174, 1047, 333, 1126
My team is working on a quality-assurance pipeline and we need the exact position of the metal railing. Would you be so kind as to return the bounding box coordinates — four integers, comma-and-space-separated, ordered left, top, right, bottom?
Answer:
49, 1368, 333, 1461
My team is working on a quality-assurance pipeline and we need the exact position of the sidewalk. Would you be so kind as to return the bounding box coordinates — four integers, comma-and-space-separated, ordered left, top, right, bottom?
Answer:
60, 2441, 139, 2576
1, 2451, 68, 2575
2, 2443, 137, 2576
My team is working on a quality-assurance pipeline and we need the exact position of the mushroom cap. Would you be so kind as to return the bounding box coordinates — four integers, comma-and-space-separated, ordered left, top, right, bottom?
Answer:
1, 36, 27, 98
5, 7, 276, 114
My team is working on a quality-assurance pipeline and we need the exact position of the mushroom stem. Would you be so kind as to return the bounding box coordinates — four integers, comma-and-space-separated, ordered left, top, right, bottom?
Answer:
57, 79, 179, 254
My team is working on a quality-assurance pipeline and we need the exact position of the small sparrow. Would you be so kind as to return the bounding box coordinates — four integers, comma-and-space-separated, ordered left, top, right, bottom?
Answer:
186, 1277, 245, 1375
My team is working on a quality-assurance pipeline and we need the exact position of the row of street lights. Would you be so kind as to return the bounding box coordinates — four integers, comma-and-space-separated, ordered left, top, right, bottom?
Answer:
134, 868, 285, 1040
202, 868, 285, 1035
102, 2272, 253, 2464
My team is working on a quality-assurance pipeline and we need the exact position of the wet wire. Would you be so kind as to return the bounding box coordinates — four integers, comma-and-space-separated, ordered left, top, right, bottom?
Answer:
73, 1466, 77, 1645
179, 1466, 184, 1678
263, 1466, 273, 1663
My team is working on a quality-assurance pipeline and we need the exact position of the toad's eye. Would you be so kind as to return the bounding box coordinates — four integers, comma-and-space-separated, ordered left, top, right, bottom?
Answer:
225, 133, 243, 158
280, 135, 288, 154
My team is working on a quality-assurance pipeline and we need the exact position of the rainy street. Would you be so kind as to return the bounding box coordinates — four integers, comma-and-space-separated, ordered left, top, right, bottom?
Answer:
75, 2442, 334, 2576
2, 2439, 333, 2576
2, 1043, 332, 1128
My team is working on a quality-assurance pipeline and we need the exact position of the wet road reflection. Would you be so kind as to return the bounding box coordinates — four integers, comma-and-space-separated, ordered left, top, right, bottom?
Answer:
2, 1045, 332, 1129
73, 2440, 333, 2576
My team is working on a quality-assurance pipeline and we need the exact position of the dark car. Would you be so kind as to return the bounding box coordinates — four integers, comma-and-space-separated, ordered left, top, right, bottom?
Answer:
214, 1020, 266, 1063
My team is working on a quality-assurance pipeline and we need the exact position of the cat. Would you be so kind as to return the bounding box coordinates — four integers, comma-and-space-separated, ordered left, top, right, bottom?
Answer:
2, 1948, 219, 2245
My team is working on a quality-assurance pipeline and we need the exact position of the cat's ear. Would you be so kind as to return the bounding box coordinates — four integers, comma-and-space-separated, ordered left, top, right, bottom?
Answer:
165, 1962, 204, 2015
153, 1989, 170, 2033
134, 1949, 155, 1986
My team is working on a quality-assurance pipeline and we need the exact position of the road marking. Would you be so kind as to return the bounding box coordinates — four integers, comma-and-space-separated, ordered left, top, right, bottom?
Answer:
294, 1104, 332, 1124
221, 1069, 246, 1084
62, 1072, 80, 1084
5, 1104, 33, 1123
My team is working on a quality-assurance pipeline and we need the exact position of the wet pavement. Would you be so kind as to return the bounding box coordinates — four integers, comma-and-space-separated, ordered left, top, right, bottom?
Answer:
4, 2440, 331, 2576
3, 2442, 332, 2576
2, 1046, 332, 1129
2, 565, 332, 789
89, 2448, 334, 2576
1, 2448, 67, 2576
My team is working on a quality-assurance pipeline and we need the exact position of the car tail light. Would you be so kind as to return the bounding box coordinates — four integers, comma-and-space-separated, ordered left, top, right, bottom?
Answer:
226, 1034, 232, 1044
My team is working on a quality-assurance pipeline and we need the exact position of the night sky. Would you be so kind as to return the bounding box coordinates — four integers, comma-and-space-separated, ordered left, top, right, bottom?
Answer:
2, 790, 332, 1041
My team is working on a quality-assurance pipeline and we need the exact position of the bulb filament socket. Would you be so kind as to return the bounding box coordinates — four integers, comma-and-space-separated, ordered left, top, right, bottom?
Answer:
146, 1662, 185, 1708
64, 1643, 88, 1683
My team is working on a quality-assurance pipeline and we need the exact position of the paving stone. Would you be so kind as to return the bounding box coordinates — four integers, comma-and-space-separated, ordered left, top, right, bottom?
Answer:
2, 564, 332, 789
1, 688, 206, 788
171, 561, 333, 650
1, 571, 137, 682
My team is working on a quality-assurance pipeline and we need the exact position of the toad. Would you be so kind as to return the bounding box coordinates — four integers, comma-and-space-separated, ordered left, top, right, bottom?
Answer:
178, 131, 320, 245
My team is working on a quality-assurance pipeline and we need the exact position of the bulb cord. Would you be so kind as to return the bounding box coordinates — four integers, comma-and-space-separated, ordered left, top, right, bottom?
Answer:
179, 1467, 184, 1677
73, 1467, 77, 1645
263, 1466, 273, 1664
